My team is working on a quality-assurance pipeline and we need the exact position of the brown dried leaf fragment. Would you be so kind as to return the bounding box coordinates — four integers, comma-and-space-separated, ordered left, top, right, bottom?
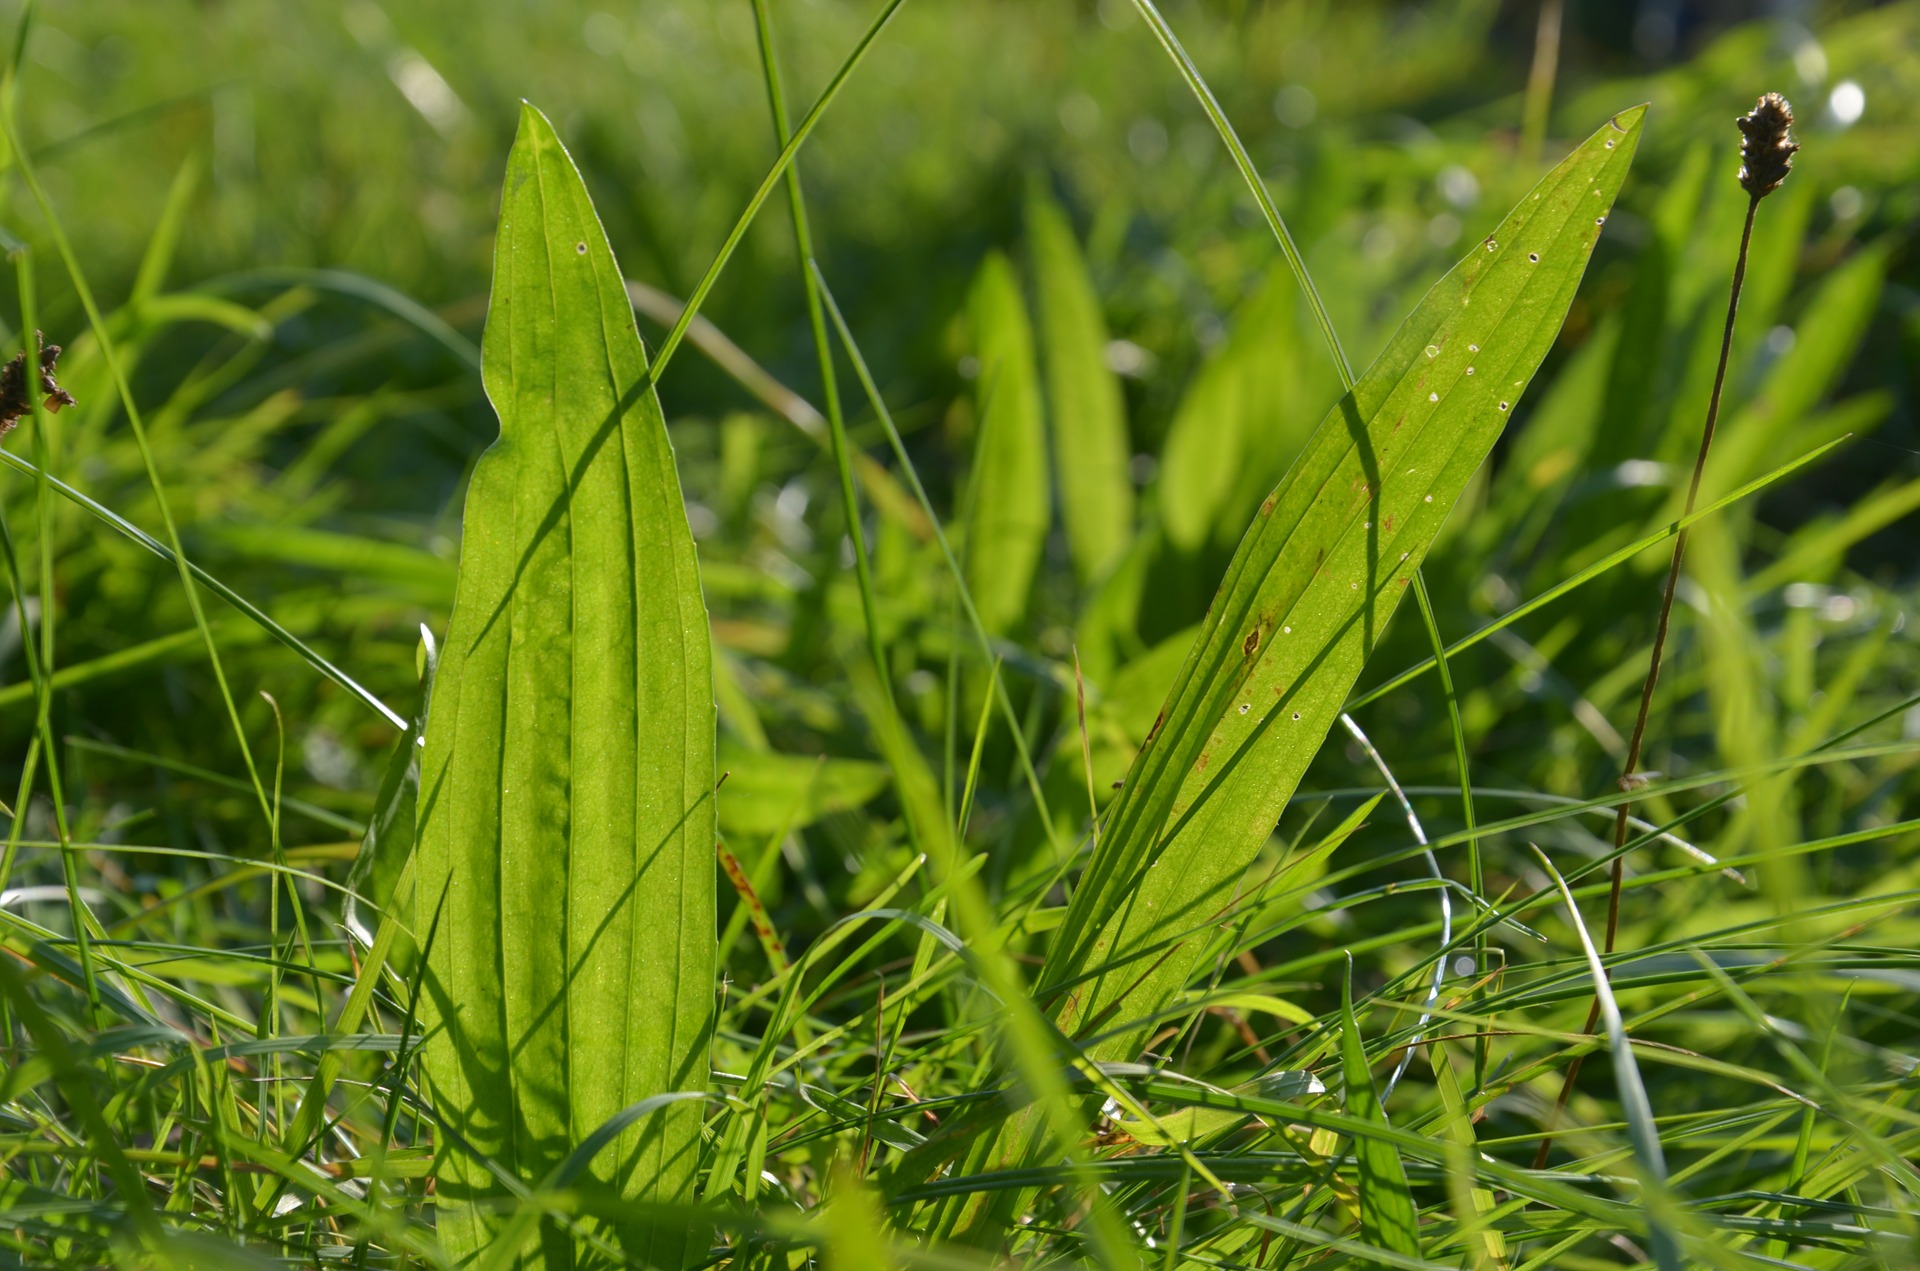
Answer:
0, 332, 76, 436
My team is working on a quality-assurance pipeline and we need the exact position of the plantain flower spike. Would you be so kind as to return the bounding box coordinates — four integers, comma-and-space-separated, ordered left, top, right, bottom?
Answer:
1737, 92, 1798, 199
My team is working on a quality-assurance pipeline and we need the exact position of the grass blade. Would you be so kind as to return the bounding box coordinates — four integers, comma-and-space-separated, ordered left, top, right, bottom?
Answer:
1340, 960, 1423, 1258
1530, 846, 1682, 1271
964, 252, 1050, 636
1027, 188, 1132, 585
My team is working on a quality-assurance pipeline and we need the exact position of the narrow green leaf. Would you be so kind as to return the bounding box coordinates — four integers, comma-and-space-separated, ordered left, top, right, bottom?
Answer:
1036, 108, 1646, 1063
417, 105, 715, 1269
344, 626, 436, 949
964, 252, 1050, 635
1027, 190, 1132, 584
1339, 963, 1422, 1257
1531, 847, 1682, 1271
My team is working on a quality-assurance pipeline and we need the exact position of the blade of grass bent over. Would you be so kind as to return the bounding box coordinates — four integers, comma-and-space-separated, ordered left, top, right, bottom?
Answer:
1531, 846, 1682, 1271
416, 105, 715, 1270
0, 448, 406, 728
1126, 0, 1353, 388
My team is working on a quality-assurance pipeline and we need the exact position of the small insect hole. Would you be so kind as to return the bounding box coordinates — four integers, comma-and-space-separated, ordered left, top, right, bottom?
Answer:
1238, 703, 1250, 715
1498, 401, 1509, 411
1528, 252, 1540, 262
1465, 366, 1476, 376
575, 242, 588, 255
1291, 712, 1302, 721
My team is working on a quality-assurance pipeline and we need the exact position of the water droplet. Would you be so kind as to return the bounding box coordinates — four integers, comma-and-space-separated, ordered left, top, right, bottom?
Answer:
1425, 345, 1440, 359
1429, 392, 1438, 402
1283, 625, 1291, 634
1605, 139, 1615, 149
1469, 343, 1479, 352
1528, 252, 1540, 262
1424, 494, 1434, 503
1595, 215, 1606, 225
1465, 366, 1475, 376
1399, 551, 1409, 561
1485, 238, 1497, 252
1363, 521, 1372, 529
1350, 581, 1358, 590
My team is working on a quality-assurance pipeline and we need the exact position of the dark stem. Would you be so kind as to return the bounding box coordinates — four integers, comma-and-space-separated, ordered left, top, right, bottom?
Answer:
1533, 191, 1760, 1171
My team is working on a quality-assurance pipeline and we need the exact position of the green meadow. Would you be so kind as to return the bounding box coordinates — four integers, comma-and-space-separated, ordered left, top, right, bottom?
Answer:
1, 1, 1917, 1267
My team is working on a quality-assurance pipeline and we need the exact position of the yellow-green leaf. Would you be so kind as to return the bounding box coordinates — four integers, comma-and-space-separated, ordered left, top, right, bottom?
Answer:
416, 104, 715, 1269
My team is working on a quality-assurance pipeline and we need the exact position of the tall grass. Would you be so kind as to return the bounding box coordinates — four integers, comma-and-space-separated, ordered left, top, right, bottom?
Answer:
1, 2, 1916, 1268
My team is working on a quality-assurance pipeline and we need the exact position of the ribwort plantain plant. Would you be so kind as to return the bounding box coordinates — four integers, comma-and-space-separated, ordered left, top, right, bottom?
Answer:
1537, 90, 1802, 1171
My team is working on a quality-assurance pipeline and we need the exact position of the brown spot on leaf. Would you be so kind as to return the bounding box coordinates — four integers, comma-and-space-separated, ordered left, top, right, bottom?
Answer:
1243, 629, 1260, 657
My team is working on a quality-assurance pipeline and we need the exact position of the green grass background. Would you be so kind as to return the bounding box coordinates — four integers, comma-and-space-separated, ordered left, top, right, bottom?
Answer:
1, 0, 1918, 1265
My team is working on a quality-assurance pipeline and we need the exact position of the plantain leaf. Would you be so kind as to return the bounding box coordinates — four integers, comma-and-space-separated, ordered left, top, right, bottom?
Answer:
1036, 108, 1644, 1066
963, 251, 1050, 635
1027, 190, 1132, 585
416, 104, 715, 1269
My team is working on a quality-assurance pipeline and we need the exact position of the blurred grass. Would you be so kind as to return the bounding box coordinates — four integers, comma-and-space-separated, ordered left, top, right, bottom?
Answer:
0, 0, 1917, 1265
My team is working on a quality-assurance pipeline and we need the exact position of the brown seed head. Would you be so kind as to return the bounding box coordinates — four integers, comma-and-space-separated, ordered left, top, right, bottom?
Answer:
0, 331, 77, 438
1737, 92, 1798, 199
